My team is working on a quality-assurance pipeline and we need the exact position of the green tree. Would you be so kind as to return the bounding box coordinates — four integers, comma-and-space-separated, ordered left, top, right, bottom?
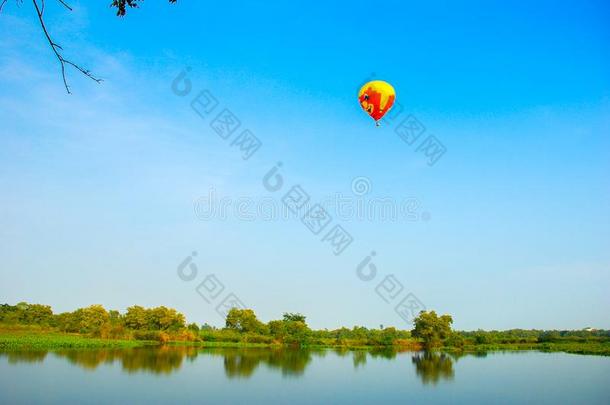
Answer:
148, 306, 185, 331
109, 310, 122, 324
351, 326, 369, 341
8, 302, 54, 325
411, 311, 453, 348
444, 333, 465, 348
474, 330, 491, 345
268, 318, 311, 346
55, 310, 82, 332
538, 330, 561, 343
282, 313, 306, 323
268, 320, 286, 338
0, 304, 18, 323
284, 321, 311, 346
124, 305, 148, 330
80, 305, 110, 335
225, 309, 265, 334
380, 327, 399, 346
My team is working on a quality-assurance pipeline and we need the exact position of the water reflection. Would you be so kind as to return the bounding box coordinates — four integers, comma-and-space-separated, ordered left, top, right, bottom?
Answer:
411, 352, 455, 385
2, 350, 48, 364
352, 350, 367, 368
0, 346, 197, 375
216, 348, 318, 378
57, 346, 198, 374
0, 347, 465, 384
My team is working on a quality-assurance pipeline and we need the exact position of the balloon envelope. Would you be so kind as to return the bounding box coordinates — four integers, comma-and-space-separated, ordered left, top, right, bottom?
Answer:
358, 80, 396, 124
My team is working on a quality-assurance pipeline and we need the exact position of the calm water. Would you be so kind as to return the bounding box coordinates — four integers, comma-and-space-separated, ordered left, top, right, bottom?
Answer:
1, 347, 609, 404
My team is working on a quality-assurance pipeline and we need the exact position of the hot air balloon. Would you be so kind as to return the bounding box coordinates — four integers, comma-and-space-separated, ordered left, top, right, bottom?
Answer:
358, 80, 396, 126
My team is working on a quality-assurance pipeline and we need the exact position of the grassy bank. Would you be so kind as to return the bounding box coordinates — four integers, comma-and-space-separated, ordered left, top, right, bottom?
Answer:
0, 331, 148, 350
2, 324, 609, 356
3, 331, 609, 356
443, 342, 610, 356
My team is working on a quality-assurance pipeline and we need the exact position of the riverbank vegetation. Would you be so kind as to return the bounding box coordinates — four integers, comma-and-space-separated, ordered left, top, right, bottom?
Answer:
0, 325, 147, 350
1, 302, 608, 355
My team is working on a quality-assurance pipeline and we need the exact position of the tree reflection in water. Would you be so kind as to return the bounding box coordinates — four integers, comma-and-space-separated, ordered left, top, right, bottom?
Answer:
207, 348, 318, 378
0, 350, 48, 364
0, 347, 319, 377
54, 346, 199, 374
2, 347, 479, 384
411, 351, 455, 385
352, 350, 367, 368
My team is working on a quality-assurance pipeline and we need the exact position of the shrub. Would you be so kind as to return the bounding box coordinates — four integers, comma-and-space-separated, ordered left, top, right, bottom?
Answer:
133, 330, 162, 341
200, 329, 241, 343
175, 330, 198, 342
474, 333, 490, 345
158, 332, 170, 344
444, 334, 465, 348
243, 333, 274, 344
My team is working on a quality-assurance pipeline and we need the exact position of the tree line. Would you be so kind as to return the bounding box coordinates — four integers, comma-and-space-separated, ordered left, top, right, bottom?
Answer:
0, 302, 421, 346
0, 302, 189, 342
2, 302, 607, 348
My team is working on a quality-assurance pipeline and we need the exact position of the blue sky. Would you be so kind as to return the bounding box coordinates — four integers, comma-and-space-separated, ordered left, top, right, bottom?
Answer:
0, 0, 608, 330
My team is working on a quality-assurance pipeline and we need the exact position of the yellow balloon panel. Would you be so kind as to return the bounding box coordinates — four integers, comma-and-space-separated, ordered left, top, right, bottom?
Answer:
358, 80, 396, 124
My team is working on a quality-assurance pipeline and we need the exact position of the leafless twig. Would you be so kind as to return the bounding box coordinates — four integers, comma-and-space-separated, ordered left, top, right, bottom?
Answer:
2, 0, 177, 92
31, 0, 101, 93
56, 0, 71, 11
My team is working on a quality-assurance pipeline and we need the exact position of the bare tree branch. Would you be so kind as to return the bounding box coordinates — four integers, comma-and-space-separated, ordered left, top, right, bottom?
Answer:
31, 0, 101, 93
1, 0, 177, 92
55, 0, 71, 11
1, 0, 24, 13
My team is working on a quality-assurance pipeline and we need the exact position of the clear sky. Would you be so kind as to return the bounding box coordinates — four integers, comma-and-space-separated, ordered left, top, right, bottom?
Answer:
0, 0, 608, 330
